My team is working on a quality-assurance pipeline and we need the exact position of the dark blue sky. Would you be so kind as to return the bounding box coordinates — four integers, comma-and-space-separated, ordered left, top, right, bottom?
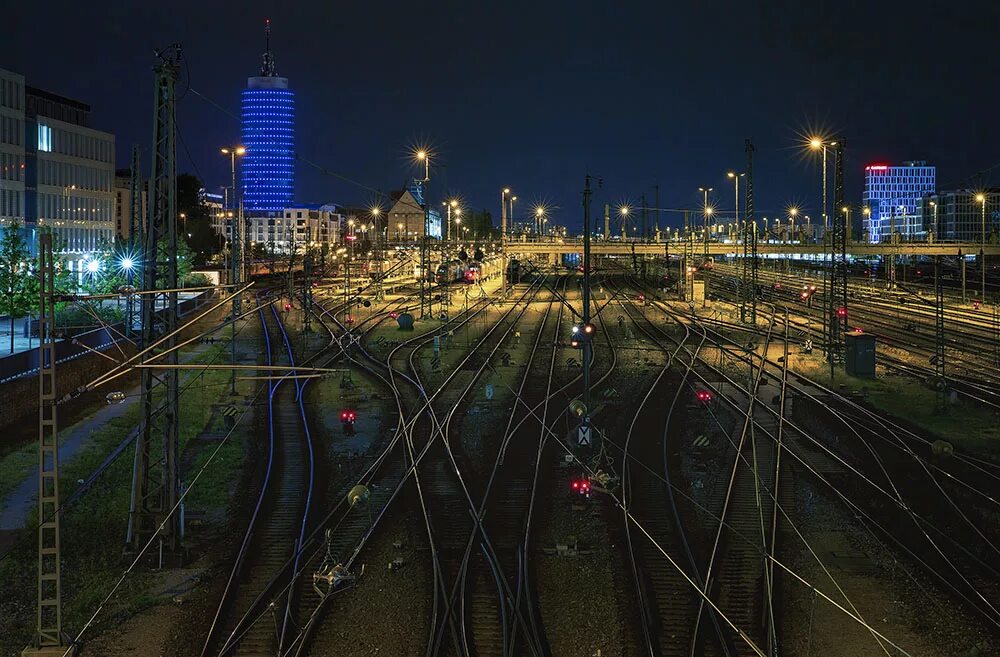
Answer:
3, 1, 998, 230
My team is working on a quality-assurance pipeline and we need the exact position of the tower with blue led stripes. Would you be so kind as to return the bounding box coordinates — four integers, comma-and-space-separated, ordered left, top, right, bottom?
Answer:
241, 19, 294, 213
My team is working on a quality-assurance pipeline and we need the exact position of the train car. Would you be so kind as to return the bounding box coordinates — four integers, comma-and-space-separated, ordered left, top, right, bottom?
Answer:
436, 259, 468, 283
507, 258, 521, 284
465, 260, 484, 283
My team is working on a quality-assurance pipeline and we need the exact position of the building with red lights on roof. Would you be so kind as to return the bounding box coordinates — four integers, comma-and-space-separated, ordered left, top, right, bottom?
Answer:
862, 160, 935, 242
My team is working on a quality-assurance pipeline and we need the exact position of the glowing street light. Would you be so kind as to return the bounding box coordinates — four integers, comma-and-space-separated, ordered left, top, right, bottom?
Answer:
414, 149, 430, 181
807, 136, 837, 230
977, 192, 988, 302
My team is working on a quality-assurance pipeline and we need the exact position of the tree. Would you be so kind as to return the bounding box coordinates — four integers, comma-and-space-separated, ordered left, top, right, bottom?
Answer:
0, 222, 38, 354
177, 173, 219, 266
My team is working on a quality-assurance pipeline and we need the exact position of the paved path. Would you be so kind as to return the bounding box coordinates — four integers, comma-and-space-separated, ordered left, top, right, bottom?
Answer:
0, 341, 216, 531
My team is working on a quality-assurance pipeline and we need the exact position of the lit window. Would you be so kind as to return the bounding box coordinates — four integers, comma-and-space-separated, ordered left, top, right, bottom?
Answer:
38, 124, 53, 152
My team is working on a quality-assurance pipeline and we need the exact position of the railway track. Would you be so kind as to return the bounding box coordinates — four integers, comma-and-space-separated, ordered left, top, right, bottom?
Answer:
623, 277, 1000, 645
202, 300, 317, 657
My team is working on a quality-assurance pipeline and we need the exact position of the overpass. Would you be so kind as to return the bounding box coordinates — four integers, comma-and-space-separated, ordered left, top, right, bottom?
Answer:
500, 238, 1000, 258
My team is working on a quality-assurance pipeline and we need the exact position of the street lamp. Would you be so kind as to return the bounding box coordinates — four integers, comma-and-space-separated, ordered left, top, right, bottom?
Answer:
443, 198, 458, 241
808, 137, 836, 231
928, 201, 937, 241
415, 149, 429, 182
863, 206, 872, 243
727, 172, 744, 228
977, 192, 987, 302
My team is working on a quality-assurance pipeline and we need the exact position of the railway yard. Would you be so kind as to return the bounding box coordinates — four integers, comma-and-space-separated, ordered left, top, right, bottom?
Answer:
1, 253, 999, 657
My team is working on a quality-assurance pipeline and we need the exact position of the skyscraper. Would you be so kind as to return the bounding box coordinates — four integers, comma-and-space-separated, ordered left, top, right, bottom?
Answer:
241, 20, 294, 213
862, 161, 935, 242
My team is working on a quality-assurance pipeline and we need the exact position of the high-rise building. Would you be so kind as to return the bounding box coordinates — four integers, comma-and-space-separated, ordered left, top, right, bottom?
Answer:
862, 161, 935, 242
241, 20, 294, 214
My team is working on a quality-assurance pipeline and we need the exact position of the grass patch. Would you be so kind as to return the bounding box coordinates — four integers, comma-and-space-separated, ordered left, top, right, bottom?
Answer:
791, 353, 1000, 459
0, 344, 252, 654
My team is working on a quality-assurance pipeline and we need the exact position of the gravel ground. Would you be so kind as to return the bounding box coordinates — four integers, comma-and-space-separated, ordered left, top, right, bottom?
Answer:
780, 474, 995, 657
308, 524, 429, 657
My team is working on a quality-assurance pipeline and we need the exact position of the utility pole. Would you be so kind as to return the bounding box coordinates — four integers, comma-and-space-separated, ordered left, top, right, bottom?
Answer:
500, 189, 508, 299
126, 144, 143, 340
934, 255, 947, 413
654, 184, 660, 243
829, 140, 846, 379
742, 138, 757, 325
302, 227, 313, 333
582, 174, 597, 413
25, 231, 73, 657
127, 44, 182, 560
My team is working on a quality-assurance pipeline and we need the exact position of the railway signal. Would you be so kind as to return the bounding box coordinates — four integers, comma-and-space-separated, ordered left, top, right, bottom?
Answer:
836, 306, 848, 319
695, 389, 713, 403
570, 476, 592, 498
340, 409, 357, 435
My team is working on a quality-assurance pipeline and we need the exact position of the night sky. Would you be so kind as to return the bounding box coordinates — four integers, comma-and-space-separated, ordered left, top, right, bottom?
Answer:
3, 1, 998, 230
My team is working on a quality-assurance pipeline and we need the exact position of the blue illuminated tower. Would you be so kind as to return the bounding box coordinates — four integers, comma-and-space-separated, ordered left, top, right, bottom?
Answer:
241, 19, 294, 212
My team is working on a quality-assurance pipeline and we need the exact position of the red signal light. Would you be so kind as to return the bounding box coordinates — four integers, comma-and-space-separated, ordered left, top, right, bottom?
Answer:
345, 315, 354, 325
571, 477, 591, 496
836, 306, 847, 318
582, 323, 595, 335
696, 389, 713, 403
340, 410, 357, 423
571, 338, 581, 348
389, 311, 399, 319
637, 293, 645, 302
284, 303, 292, 311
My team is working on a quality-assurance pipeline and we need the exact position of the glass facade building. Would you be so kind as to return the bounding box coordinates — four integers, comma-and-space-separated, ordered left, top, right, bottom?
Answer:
862, 161, 935, 242
241, 25, 294, 213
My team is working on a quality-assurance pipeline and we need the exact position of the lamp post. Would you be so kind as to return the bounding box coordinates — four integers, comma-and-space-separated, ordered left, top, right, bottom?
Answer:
443, 199, 458, 241
501, 188, 510, 239
699, 187, 713, 256
863, 206, 872, 243
414, 149, 432, 317
788, 207, 799, 243
809, 138, 836, 232
727, 171, 744, 229
977, 192, 987, 302
220, 145, 245, 395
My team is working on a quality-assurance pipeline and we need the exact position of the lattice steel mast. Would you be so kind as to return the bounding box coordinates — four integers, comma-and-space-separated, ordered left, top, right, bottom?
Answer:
126, 144, 144, 339
25, 231, 73, 656
127, 45, 182, 559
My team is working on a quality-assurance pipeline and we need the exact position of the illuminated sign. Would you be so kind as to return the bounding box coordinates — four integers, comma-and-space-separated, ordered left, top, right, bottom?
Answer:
865, 165, 889, 171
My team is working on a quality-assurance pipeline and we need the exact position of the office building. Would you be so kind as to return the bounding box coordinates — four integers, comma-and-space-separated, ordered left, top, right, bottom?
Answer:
0, 69, 25, 235
919, 190, 1000, 242
862, 161, 935, 242
241, 20, 295, 213
214, 203, 341, 254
